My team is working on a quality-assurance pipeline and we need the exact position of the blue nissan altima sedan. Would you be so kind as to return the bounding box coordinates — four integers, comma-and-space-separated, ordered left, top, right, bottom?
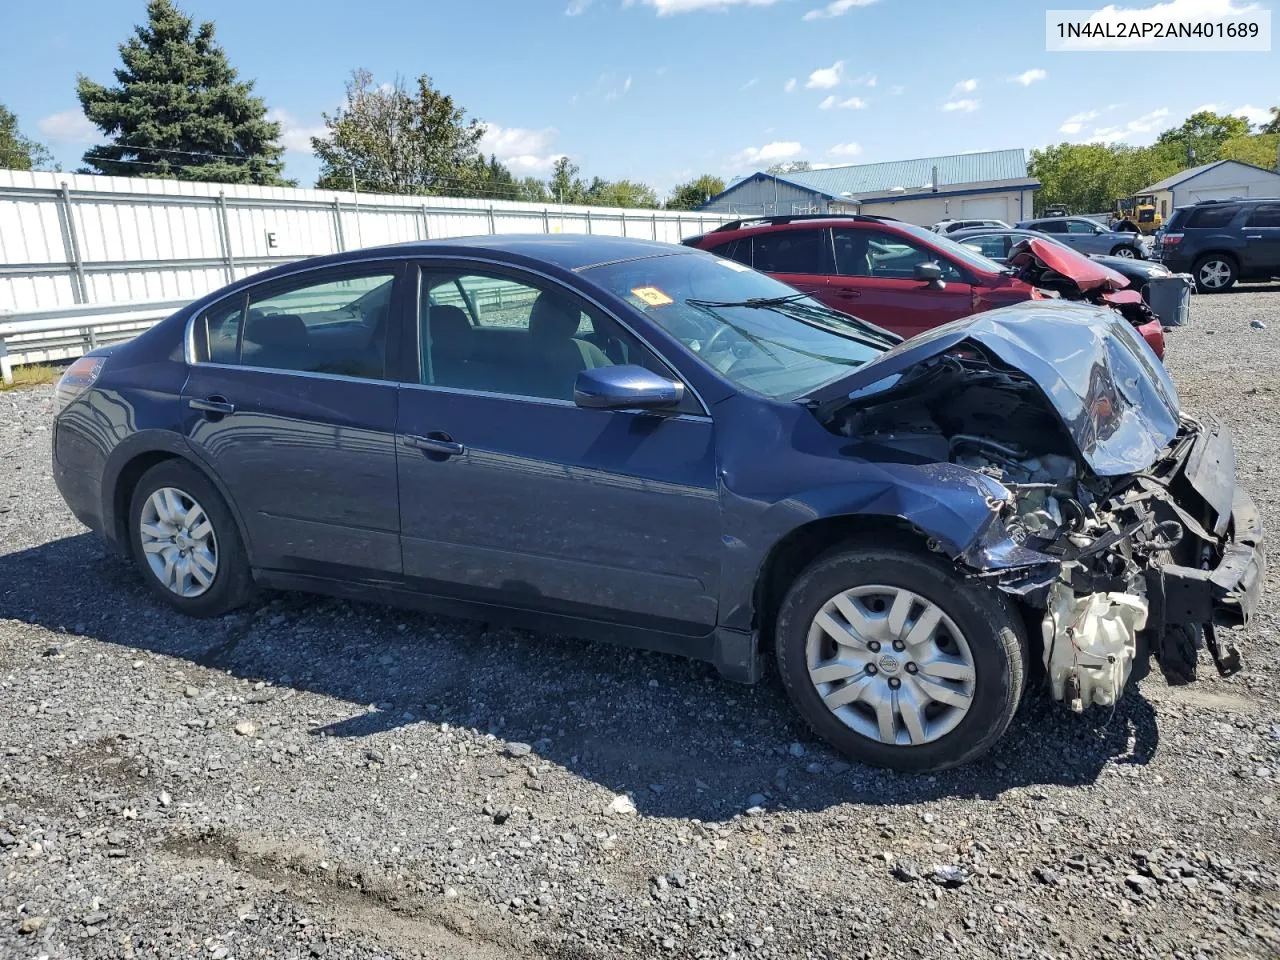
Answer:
51, 235, 1263, 771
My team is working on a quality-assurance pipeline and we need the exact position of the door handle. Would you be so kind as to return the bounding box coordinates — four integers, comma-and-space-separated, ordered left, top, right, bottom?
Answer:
402, 433, 465, 457
836, 289, 862, 299
1246, 234, 1263, 239
189, 397, 235, 415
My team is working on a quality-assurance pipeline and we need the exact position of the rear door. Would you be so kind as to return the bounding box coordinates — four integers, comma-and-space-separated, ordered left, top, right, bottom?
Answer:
828, 226, 974, 338
750, 227, 832, 298
1242, 202, 1280, 278
181, 262, 406, 579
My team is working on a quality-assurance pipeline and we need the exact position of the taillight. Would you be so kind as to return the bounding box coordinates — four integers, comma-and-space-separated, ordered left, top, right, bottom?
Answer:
1161, 233, 1183, 247
53, 356, 104, 414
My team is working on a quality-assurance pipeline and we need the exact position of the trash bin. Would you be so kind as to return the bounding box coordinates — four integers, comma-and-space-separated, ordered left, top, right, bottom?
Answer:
1144, 273, 1193, 327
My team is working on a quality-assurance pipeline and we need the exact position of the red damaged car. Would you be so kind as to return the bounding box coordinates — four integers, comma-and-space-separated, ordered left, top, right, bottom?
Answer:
683, 215, 1165, 358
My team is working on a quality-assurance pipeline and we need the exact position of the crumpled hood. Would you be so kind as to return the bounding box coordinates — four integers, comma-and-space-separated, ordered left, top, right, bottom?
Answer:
1011, 237, 1129, 293
806, 300, 1182, 476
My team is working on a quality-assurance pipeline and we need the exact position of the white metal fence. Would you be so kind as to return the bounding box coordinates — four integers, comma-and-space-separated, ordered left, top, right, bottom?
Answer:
0, 169, 735, 380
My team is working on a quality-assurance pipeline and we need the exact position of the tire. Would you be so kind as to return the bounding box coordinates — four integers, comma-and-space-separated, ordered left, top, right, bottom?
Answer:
775, 544, 1027, 773
1193, 254, 1237, 293
1110, 245, 1139, 259
128, 459, 255, 617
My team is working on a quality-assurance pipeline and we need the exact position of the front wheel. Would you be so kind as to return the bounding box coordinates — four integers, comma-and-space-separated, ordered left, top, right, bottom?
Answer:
1110, 245, 1138, 258
1193, 255, 1237, 293
128, 460, 255, 617
775, 545, 1027, 772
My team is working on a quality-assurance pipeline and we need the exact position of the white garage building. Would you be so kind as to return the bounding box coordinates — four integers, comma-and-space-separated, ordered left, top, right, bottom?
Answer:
1143, 159, 1280, 219
698, 149, 1040, 227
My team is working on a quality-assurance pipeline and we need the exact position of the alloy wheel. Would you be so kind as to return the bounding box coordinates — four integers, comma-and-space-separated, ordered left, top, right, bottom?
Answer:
1113, 247, 1136, 258
1198, 259, 1233, 289
805, 585, 976, 746
139, 486, 218, 598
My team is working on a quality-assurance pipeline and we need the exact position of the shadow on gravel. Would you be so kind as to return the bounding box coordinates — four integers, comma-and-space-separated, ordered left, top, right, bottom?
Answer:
1, 533, 1159, 819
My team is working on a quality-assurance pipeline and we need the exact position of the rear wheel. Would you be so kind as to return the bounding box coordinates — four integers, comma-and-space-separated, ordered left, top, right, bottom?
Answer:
775, 545, 1027, 772
128, 460, 254, 617
1194, 255, 1237, 293
1110, 245, 1138, 258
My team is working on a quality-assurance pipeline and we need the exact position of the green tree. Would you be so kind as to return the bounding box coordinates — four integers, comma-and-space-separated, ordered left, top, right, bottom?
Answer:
767, 160, 811, 175
1219, 133, 1280, 169
76, 0, 287, 184
0, 104, 56, 171
314, 69, 484, 194
517, 175, 550, 202
668, 174, 725, 210
1259, 106, 1280, 135
549, 156, 587, 204
584, 177, 658, 208
1155, 110, 1251, 165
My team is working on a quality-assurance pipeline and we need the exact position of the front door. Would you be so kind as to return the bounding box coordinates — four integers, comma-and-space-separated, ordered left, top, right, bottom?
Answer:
828, 226, 975, 338
1242, 201, 1280, 279
181, 263, 406, 579
395, 264, 722, 634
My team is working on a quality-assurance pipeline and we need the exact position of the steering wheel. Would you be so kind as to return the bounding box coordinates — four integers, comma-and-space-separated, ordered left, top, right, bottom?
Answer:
702, 324, 737, 359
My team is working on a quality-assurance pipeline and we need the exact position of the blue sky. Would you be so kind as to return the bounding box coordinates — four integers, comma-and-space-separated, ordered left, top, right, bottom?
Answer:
5, 0, 1277, 195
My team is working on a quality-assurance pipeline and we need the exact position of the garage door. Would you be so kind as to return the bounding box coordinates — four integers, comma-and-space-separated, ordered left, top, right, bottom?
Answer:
1187, 185, 1248, 202
960, 197, 1009, 221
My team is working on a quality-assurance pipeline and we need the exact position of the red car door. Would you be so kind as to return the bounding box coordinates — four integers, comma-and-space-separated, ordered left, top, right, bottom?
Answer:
750, 227, 831, 298
828, 226, 974, 338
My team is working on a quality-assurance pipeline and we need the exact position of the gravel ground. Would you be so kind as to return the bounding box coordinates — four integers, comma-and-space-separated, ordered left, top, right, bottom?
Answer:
3, 288, 1280, 960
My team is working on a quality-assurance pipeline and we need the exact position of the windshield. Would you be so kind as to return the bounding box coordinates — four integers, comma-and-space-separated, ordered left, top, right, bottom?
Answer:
892, 221, 1007, 275
582, 252, 893, 400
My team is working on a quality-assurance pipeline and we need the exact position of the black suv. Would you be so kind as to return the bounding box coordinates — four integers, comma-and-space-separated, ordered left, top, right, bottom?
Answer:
1155, 197, 1280, 293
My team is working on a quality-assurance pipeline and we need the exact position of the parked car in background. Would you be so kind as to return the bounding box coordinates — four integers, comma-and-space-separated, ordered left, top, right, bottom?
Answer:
1015, 216, 1148, 259
950, 226, 1177, 300
682, 215, 1165, 355
1154, 197, 1280, 293
50, 235, 1262, 772
931, 218, 1011, 235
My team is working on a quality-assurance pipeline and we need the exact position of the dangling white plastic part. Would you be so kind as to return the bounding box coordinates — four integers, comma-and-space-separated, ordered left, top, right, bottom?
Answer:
1041, 583, 1148, 711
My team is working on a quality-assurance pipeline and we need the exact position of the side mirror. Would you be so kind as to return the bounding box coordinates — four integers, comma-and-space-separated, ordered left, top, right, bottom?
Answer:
913, 261, 945, 288
574, 364, 685, 411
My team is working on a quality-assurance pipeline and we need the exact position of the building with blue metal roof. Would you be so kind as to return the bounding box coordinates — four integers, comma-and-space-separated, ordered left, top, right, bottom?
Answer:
700, 148, 1040, 227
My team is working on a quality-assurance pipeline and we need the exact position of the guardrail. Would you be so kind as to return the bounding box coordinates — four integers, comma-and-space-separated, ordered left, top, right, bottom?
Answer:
0, 299, 187, 384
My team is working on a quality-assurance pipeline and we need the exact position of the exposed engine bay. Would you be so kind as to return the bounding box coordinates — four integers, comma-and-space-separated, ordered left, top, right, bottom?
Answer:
821, 345, 1262, 712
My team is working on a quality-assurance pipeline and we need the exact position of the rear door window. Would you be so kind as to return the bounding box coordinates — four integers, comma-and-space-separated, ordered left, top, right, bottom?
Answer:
751, 228, 833, 275
1033, 220, 1067, 234
1186, 204, 1241, 228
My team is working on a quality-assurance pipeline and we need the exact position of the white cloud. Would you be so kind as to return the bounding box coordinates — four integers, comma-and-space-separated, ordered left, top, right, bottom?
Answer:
950, 78, 978, 96
1053, 0, 1262, 49
802, 0, 879, 19
565, 0, 593, 13
627, 0, 784, 13
783, 77, 798, 93
1059, 109, 1099, 134
266, 109, 327, 153
732, 141, 803, 167
1079, 106, 1171, 144
478, 123, 565, 173
889, 84, 906, 95
36, 109, 96, 145
942, 99, 980, 113
854, 73, 878, 87
604, 74, 633, 101
819, 95, 867, 110
828, 142, 863, 157
806, 60, 845, 89
1192, 102, 1221, 113
741, 77, 759, 91
1233, 103, 1272, 125
1012, 68, 1047, 86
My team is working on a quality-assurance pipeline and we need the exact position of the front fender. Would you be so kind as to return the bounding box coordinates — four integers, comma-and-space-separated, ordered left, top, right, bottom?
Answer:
718, 460, 1056, 634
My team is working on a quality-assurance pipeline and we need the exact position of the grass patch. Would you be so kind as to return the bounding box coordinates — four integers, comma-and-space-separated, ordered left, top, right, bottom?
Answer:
0, 364, 58, 391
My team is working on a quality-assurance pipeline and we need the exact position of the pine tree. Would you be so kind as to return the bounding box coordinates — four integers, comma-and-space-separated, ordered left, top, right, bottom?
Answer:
76, 0, 288, 184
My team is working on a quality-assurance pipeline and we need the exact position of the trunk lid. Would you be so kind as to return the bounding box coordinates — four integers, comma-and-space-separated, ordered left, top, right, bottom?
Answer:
804, 300, 1181, 477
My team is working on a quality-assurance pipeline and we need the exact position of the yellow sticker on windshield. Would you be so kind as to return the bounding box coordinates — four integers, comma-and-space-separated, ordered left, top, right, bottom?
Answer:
631, 286, 674, 307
